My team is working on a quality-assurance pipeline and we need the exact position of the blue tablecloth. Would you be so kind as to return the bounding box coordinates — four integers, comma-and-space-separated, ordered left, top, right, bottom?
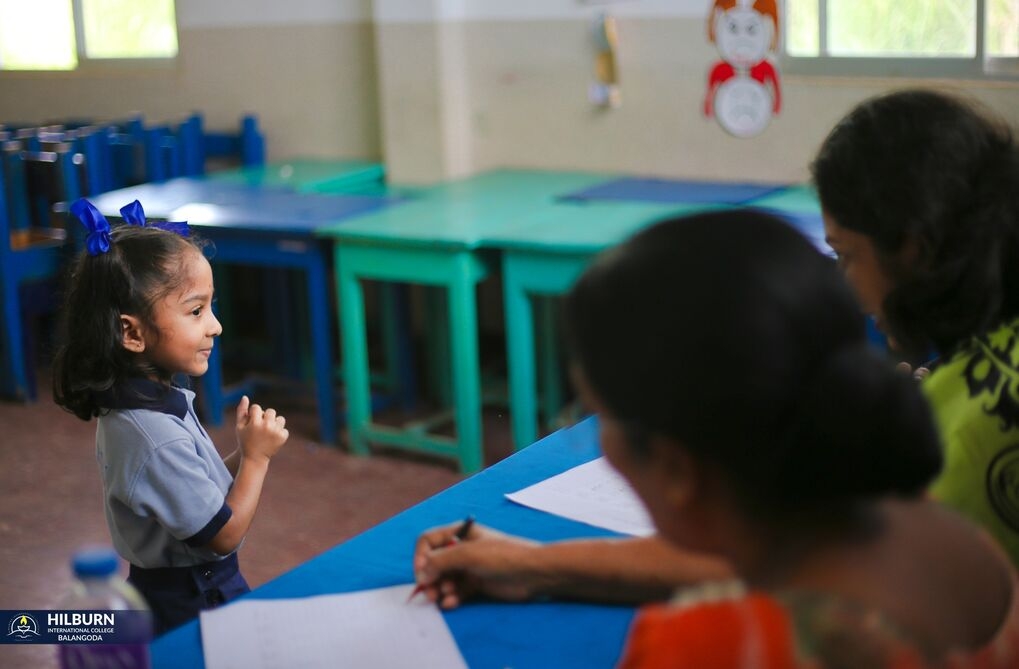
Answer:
151, 417, 636, 669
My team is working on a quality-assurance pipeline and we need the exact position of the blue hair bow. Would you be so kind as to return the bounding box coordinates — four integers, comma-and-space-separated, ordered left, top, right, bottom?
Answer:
70, 198, 192, 257
119, 200, 191, 237
70, 198, 111, 256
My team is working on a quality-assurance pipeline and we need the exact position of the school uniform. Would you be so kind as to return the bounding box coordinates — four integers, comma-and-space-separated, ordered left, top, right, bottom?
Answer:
96, 378, 249, 634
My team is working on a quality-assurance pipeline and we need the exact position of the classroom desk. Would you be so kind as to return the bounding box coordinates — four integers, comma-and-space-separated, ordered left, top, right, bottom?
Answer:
206, 158, 385, 194
150, 417, 635, 669
490, 184, 830, 451
204, 159, 410, 386
89, 177, 403, 444
318, 169, 614, 473
487, 201, 722, 451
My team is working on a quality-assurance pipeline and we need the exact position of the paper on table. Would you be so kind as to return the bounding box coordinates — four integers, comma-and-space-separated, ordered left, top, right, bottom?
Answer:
505, 457, 655, 536
200, 584, 468, 669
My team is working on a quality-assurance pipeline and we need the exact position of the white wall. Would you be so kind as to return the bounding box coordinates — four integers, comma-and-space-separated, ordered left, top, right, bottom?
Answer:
177, 0, 372, 27
372, 3, 1019, 183
374, 0, 707, 22
3, 1, 1017, 182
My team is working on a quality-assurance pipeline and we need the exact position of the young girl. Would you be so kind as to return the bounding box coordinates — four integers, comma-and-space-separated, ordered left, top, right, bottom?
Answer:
53, 198, 289, 634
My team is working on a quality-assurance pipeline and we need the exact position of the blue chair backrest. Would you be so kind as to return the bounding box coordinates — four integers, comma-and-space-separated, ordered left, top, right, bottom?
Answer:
179, 113, 265, 176
2, 141, 84, 246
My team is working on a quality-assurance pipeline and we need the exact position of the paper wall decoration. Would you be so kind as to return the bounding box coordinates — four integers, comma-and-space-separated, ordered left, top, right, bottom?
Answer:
704, 0, 781, 137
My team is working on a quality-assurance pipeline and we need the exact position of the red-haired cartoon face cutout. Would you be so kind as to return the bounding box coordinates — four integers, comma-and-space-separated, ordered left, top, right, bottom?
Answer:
713, 7, 772, 69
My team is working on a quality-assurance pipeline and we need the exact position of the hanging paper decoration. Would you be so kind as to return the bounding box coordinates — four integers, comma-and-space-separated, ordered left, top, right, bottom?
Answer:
704, 0, 781, 138
589, 13, 621, 108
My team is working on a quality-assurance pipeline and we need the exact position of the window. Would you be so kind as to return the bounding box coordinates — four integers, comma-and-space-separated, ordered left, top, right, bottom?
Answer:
0, 0, 177, 71
785, 0, 1019, 78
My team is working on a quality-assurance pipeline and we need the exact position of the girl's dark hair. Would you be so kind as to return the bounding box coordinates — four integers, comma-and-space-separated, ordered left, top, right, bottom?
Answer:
564, 210, 942, 515
52, 225, 206, 420
811, 88, 1019, 356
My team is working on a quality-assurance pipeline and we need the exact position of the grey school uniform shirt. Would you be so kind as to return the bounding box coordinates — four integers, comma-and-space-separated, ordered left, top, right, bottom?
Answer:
96, 378, 234, 569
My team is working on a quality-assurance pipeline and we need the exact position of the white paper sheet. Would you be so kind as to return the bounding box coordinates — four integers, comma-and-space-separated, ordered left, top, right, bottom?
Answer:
200, 584, 468, 669
505, 457, 655, 536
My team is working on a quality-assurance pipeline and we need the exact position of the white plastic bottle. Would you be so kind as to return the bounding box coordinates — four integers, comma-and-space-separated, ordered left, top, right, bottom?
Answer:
56, 547, 152, 669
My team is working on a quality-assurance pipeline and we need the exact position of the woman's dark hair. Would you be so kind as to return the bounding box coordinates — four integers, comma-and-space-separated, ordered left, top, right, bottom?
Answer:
811, 88, 1019, 356
564, 209, 942, 514
53, 225, 207, 420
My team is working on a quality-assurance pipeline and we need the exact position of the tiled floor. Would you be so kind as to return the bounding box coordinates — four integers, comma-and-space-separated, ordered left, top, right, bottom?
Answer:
0, 370, 517, 668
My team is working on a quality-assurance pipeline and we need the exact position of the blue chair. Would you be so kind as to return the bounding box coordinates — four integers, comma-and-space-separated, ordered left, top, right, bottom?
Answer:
178, 113, 265, 176
144, 125, 184, 183
63, 118, 146, 195
106, 117, 148, 190
0, 141, 79, 400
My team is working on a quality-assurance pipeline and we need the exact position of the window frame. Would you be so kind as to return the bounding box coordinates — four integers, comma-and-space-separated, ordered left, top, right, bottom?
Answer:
0, 0, 179, 74
781, 0, 1019, 80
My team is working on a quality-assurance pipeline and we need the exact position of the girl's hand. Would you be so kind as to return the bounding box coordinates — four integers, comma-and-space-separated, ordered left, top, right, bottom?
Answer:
412, 523, 542, 609
235, 395, 289, 463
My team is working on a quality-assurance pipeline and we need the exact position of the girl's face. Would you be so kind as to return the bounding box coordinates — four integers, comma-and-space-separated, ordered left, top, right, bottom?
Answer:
823, 212, 896, 332
145, 250, 221, 377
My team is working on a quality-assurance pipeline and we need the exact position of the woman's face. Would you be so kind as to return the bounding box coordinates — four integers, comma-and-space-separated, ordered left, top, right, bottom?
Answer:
823, 212, 896, 332
571, 365, 699, 549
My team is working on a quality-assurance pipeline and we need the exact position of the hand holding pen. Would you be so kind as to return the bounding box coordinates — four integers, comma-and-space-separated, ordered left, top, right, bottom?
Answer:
407, 516, 475, 603
410, 519, 542, 609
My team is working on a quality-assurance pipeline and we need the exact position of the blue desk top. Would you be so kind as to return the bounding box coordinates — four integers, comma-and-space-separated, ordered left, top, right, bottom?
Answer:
560, 177, 784, 206
745, 183, 820, 214
88, 178, 405, 234
151, 418, 635, 669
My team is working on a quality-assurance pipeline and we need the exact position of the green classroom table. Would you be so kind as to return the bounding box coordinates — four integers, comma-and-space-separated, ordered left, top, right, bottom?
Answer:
490, 184, 827, 451
486, 200, 725, 451
317, 169, 613, 473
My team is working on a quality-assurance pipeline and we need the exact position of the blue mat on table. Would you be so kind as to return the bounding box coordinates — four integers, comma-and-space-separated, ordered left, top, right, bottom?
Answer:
559, 177, 784, 205
752, 207, 830, 256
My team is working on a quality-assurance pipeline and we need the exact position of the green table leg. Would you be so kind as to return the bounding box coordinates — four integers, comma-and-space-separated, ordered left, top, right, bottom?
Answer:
448, 258, 483, 473
504, 264, 539, 451
337, 254, 372, 456
335, 244, 490, 472
503, 252, 591, 451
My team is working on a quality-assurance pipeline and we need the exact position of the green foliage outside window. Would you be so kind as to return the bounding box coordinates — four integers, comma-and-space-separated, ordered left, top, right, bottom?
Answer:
786, 0, 1017, 59
0, 0, 176, 70
83, 0, 178, 59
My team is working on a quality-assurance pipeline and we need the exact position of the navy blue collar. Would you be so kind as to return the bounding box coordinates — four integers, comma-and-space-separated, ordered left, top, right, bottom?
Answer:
98, 378, 188, 420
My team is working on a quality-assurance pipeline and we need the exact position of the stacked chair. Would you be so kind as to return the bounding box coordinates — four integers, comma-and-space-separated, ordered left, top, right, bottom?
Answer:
0, 113, 265, 402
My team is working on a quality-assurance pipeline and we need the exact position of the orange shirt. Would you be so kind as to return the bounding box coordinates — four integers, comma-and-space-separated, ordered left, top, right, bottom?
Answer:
618, 580, 1019, 669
